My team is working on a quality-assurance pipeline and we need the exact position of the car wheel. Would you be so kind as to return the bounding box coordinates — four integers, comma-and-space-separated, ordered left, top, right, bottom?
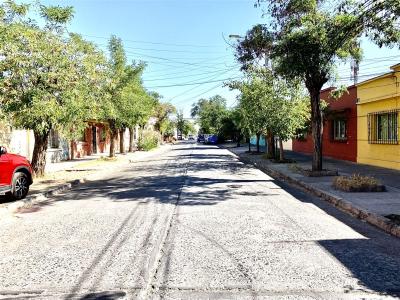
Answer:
11, 172, 30, 200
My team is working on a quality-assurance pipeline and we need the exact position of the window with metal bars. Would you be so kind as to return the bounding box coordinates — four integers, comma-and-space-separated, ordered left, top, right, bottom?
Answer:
368, 110, 398, 144
332, 119, 347, 141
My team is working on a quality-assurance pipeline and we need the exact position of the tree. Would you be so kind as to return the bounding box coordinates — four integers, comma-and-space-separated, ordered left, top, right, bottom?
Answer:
154, 101, 176, 140
118, 63, 149, 153
176, 110, 186, 136
229, 68, 309, 156
238, 0, 400, 171
176, 110, 197, 138
183, 121, 196, 136
105, 35, 127, 157
225, 108, 243, 147
228, 70, 272, 153
267, 79, 310, 161
191, 95, 228, 137
0, 1, 106, 176
60, 34, 109, 160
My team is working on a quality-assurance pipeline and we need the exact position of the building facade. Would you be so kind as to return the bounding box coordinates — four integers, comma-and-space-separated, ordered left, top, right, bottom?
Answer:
357, 64, 400, 170
293, 85, 358, 162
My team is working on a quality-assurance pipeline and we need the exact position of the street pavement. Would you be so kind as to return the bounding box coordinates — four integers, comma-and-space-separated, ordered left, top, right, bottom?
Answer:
0, 142, 400, 299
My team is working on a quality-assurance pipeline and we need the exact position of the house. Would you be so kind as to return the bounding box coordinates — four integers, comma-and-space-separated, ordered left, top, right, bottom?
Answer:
0, 115, 156, 166
71, 121, 111, 158
292, 85, 358, 162
356, 63, 400, 170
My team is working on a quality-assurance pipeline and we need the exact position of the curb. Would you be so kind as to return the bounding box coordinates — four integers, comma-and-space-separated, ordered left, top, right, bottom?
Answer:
0, 178, 86, 217
234, 153, 400, 238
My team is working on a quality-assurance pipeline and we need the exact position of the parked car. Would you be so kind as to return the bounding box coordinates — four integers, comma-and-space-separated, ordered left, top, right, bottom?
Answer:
188, 134, 195, 140
0, 146, 33, 200
204, 134, 218, 145
197, 134, 205, 143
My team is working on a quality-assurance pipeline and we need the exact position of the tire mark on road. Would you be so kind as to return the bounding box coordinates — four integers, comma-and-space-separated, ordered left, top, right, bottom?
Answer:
64, 201, 144, 299
139, 143, 194, 299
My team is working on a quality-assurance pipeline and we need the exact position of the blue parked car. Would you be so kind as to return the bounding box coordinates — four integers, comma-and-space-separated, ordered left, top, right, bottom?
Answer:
204, 134, 218, 144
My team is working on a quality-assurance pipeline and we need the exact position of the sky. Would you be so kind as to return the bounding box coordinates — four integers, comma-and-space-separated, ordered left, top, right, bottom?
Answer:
39, 0, 399, 117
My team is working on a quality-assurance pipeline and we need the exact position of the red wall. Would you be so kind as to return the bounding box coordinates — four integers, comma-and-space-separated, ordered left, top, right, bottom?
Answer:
293, 86, 357, 162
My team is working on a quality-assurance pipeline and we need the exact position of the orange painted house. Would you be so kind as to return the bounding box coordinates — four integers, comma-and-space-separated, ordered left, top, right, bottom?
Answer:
71, 121, 111, 158
293, 85, 358, 162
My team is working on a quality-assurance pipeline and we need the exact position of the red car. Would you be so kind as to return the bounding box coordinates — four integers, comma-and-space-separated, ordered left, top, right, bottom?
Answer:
0, 146, 33, 200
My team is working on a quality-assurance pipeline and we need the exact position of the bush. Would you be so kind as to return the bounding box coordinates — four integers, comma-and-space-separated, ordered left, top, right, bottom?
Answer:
332, 174, 385, 192
137, 130, 160, 151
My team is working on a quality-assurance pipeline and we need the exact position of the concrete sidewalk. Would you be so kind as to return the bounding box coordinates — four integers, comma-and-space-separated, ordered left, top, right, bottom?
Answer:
225, 144, 400, 237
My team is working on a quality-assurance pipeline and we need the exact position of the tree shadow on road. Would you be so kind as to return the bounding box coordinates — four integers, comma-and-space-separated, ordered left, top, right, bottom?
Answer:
18, 150, 274, 212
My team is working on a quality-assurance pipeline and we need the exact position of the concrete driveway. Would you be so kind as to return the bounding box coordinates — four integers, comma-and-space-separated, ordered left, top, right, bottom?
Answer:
0, 142, 400, 299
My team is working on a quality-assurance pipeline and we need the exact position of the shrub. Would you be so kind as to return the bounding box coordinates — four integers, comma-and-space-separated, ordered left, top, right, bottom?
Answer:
332, 174, 385, 192
137, 130, 160, 151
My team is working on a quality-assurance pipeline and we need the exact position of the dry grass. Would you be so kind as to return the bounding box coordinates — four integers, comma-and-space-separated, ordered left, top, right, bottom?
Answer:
333, 173, 385, 192
96, 156, 118, 162
288, 164, 303, 173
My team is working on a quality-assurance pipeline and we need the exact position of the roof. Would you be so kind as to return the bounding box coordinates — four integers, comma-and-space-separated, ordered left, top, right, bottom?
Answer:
390, 63, 400, 70
320, 85, 355, 94
356, 71, 394, 87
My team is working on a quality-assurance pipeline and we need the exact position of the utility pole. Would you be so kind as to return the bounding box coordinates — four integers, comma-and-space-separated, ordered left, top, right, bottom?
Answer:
351, 58, 359, 85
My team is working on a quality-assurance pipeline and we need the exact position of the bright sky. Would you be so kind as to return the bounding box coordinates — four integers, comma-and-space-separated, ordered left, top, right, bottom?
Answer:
39, 0, 399, 117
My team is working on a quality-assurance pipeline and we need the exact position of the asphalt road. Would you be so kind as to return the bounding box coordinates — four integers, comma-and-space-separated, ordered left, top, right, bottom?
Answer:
1, 142, 400, 299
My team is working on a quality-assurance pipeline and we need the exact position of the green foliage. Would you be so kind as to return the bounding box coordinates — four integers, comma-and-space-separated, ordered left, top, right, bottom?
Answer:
103, 35, 156, 154
183, 121, 196, 136
228, 68, 310, 142
39, 4, 74, 30
191, 95, 228, 135
163, 120, 176, 138
176, 110, 196, 136
137, 130, 159, 151
0, 1, 155, 172
176, 110, 185, 135
154, 102, 176, 135
0, 6, 108, 139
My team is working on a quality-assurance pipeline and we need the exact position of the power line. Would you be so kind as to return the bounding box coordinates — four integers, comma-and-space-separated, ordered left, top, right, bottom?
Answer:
145, 76, 242, 88
174, 83, 225, 106
143, 66, 239, 81
81, 34, 222, 48
168, 68, 239, 101
142, 62, 239, 77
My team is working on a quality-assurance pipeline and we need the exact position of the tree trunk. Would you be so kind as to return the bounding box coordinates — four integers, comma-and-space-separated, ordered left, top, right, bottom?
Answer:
119, 128, 125, 154
236, 133, 241, 147
70, 140, 75, 160
31, 130, 49, 177
109, 120, 118, 158
256, 133, 260, 153
267, 131, 275, 159
310, 89, 323, 171
279, 138, 284, 161
129, 127, 134, 152
248, 135, 251, 152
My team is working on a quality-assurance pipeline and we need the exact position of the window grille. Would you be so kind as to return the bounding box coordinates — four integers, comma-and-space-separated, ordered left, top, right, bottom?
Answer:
368, 110, 398, 144
333, 119, 347, 141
